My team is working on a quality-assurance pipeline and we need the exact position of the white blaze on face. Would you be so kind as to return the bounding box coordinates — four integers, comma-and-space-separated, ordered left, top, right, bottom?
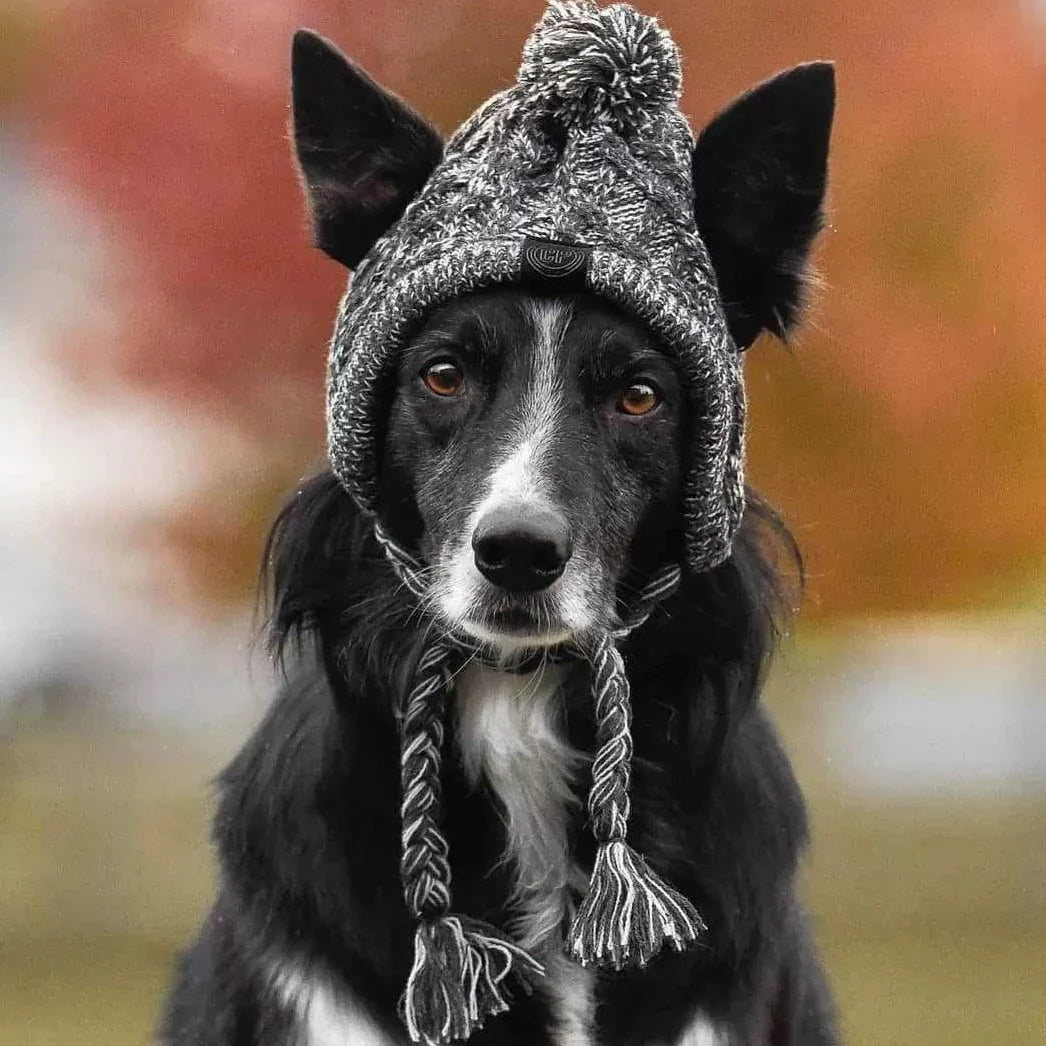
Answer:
479, 299, 566, 508
438, 301, 596, 646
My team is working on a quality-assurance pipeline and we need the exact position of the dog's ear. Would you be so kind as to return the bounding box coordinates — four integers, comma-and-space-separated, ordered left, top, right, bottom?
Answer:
291, 30, 444, 269
692, 62, 835, 349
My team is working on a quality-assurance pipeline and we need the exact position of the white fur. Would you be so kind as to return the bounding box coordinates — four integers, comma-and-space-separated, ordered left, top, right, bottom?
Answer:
455, 662, 583, 950
270, 960, 395, 1046
271, 952, 723, 1046
677, 1012, 731, 1046
438, 301, 597, 645
542, 954, 598, 1046
455, 661, 596, 1045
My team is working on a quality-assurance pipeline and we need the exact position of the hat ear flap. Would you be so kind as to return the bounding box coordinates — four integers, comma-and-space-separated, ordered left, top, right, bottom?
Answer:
692, 62, 835, 349
291, 30, 444, 269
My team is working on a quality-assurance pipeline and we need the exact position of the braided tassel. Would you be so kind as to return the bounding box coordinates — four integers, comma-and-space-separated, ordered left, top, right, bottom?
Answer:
379, 519, 694, 1014
398, 641, 544, 1045
566, 627, 706, 970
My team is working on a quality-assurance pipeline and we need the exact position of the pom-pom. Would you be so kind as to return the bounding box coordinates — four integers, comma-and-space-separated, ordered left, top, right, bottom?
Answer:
566, 840, 706, 969
401, 916, 545, 1045
517, 1, 682, 130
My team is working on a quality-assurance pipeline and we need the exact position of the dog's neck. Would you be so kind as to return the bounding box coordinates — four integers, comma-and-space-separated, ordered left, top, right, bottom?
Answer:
454, 660, 598, 1044
453, 661, 585, 952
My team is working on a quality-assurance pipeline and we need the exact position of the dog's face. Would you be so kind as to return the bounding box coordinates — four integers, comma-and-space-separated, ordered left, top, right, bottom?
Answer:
384, 291, 683, 648
289, 31, 834, 647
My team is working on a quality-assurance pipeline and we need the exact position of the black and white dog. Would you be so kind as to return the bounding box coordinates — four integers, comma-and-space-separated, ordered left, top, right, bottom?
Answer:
161, 29, 837, 1046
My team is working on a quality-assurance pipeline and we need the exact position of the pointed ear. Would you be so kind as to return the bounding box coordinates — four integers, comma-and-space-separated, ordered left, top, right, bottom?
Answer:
693, 62, 835, 348
290, 30, 444, 269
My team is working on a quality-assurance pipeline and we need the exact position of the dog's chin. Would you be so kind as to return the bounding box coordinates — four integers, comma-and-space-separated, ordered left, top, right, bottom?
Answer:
439, 587, 581, 656
456, 615, 575, 655
435, 559, 613, 657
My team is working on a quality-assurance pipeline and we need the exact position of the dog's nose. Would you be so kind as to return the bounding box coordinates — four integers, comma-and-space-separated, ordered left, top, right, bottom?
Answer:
472, 504, 572, 594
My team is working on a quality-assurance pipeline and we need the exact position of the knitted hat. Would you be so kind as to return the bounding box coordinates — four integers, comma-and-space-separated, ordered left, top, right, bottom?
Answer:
328, 0, 745, 574
324, 4, 736, 1043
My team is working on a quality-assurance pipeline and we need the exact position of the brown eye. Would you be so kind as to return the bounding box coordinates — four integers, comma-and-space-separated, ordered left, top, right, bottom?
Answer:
617, 382, 661, 417
422, 360, 464, 397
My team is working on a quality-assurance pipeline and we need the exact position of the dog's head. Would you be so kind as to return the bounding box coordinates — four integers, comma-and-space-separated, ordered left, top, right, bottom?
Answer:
383, 289, 685, 649
290, 30, 833, 653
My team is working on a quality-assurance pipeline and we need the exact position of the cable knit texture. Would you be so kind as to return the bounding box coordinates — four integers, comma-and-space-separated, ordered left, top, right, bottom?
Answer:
327, 0, 746, 573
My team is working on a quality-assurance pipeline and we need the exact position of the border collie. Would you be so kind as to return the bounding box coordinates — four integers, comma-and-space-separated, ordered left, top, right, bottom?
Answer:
160, 20, 838, 1046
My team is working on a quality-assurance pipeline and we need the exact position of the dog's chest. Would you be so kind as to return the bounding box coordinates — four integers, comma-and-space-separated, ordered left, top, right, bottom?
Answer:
454, 663, 595, 1045
273, 662, 727, 1046
452, 666, 729, 1046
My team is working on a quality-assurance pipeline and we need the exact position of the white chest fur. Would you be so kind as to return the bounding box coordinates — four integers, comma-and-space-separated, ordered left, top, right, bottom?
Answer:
455, 662, 595, 1046
270, 960, 393, 1046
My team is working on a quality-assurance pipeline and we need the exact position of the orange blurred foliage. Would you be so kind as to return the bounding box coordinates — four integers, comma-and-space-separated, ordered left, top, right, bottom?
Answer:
18, 0, 1046, 615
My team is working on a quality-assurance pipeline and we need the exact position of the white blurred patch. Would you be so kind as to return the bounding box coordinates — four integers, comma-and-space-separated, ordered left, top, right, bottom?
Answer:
823, 618, 1046, 796
0, 139, 261, 725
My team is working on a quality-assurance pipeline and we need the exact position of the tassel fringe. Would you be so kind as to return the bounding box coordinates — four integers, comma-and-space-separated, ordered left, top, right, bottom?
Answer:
401, 915, 545, 1046
566, 839, 706, 969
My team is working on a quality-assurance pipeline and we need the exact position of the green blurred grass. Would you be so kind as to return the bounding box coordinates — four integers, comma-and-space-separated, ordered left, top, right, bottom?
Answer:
1, 715, 1043, 1046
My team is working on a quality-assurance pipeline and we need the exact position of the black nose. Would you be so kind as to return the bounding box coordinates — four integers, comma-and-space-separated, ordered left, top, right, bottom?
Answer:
472, 504, 572, 594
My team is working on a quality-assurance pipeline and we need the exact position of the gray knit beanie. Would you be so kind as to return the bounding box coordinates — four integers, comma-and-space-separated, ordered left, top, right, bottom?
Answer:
324, 3, 743, 1043
328, 0, 745, 573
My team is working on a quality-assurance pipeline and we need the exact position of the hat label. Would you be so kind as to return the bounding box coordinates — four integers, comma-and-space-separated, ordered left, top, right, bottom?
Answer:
520, 236, 592, 289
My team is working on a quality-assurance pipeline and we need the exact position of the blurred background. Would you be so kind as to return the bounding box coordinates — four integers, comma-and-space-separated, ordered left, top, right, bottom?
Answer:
1, 0, 1043, 1042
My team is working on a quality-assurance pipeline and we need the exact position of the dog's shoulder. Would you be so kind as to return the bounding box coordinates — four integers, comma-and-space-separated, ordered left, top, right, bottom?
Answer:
217, 661, 335, 821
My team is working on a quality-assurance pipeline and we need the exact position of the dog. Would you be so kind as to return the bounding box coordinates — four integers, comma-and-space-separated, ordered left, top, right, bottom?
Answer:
160, 14, 838, 1046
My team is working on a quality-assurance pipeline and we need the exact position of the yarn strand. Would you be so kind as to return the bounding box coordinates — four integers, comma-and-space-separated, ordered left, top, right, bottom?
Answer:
395, 607, 544, 1045
566, 566, 707, 969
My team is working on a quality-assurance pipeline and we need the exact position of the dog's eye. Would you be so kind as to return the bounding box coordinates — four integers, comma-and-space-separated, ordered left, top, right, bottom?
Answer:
421, 360, 464, 397
616, 382, 661, 417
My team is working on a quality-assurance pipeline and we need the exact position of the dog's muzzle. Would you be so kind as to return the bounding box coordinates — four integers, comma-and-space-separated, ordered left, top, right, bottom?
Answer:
471, 502, 572, 594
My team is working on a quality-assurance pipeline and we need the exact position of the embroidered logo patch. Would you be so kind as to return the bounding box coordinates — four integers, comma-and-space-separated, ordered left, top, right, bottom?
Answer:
520, 236, 592, 288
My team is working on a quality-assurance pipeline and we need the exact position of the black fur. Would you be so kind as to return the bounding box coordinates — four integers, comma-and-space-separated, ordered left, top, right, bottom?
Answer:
291, 31, 444, 269
693, 62, 835, 349
161, 33, 838, 1046
160, 475, 836, 1045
